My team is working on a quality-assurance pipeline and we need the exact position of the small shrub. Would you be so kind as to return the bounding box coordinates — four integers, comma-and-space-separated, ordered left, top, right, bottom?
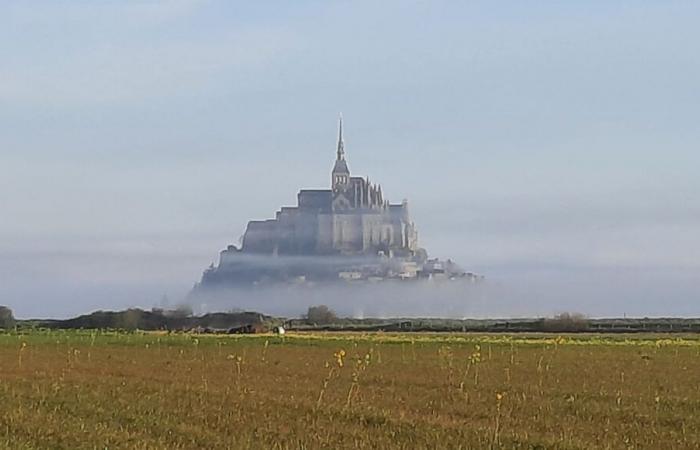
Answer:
0, 306, 15, 329
305, 305, 337, 325
165, 305, 194, 319
543, 312, 589, 332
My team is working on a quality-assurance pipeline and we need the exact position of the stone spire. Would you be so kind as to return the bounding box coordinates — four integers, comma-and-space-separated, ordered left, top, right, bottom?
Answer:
332, 114, 350, 189
336, 114, 345, 160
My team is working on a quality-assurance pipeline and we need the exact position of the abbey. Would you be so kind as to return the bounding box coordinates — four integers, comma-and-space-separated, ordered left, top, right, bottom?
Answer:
240, 117, 419, 258
193, 118, 475, 289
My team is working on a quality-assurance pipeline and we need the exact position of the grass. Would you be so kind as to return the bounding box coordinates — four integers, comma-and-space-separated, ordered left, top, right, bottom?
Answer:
0, 330, 699, 449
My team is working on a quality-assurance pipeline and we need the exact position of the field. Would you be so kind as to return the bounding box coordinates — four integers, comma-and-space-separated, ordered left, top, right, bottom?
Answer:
0, 331, 699, 449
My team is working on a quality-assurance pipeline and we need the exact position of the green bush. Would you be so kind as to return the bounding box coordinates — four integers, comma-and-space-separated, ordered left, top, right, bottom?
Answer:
305, 305, 337, 325
0, 306, 16, 329
543, 312, 589, 332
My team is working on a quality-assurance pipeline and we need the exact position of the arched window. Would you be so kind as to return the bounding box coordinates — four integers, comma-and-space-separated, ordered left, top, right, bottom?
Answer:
382, 226, 392, 244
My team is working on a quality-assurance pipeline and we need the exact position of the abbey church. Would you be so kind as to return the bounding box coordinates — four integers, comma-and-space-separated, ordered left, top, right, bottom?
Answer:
194, 117, 474, 288
241, 117, 419, 257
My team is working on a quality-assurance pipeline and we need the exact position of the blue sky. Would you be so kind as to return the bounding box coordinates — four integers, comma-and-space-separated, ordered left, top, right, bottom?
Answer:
1, 1, 699, 318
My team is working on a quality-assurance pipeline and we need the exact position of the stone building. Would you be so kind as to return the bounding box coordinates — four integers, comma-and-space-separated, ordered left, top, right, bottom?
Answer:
192, 117, 477, 290
240, 117, 419, 258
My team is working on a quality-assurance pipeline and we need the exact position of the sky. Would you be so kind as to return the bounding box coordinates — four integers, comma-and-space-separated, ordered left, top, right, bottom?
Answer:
1, 1, 699, 318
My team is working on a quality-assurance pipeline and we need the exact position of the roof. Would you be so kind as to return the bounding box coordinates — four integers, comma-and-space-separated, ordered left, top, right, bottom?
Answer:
299, 189, 332, 194
332, 158, 350, 174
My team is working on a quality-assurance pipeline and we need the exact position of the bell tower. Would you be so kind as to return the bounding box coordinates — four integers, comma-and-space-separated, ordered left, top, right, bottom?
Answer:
331, 114, 350, 190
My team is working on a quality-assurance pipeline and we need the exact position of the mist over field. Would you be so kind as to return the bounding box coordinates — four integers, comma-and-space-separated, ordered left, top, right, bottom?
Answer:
1, 1, 699, 319
4, 237, 698, 319
189, 272, 700, 320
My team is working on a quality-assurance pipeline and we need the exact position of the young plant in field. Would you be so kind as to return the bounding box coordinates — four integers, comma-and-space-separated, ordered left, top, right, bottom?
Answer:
345, 351, 372, 409
335, 349, 346, 368
234, 355, 243, 377
316, 349, 345, 409
261, 339, 269, 363
316, 361, 334, 409
616, 389, 623, 407
472, 346, 482, 387
66, 348, 80, 370
510, 342, 515, 366
227, 354, 244, 391
438, 345, 456, 387
17, 341, 27, 369
536, 355, 545, 391
460, 345, 482, 395
470, 345, 482, 387
492, 392, 505, 448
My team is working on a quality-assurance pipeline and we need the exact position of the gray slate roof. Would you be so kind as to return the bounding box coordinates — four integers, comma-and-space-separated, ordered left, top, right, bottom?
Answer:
332, 158, 350, 174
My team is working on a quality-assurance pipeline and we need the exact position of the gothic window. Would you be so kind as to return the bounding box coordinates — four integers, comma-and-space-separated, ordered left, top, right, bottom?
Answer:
383, 227, 391, 243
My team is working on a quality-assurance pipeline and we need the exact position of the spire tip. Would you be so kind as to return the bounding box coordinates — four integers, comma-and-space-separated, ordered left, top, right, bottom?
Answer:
336, 114, 345, 160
